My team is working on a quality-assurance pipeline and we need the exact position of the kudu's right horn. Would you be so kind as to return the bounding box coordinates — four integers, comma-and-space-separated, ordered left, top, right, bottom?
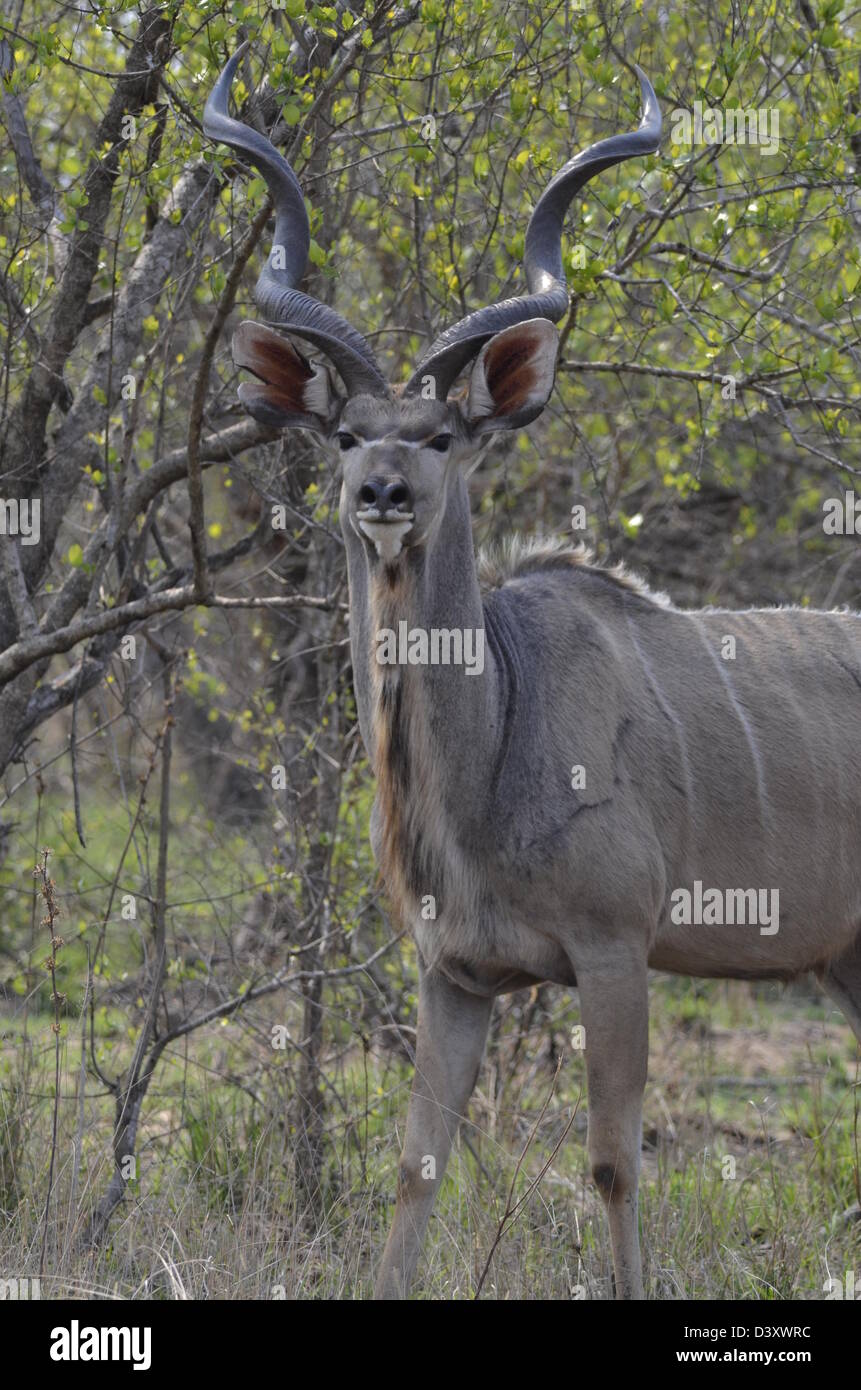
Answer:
203, 42, 389, 398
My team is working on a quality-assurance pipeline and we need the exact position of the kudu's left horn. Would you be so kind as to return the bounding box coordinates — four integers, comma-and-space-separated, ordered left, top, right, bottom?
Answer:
203, 43, 389, 397
404, 67, 662, 400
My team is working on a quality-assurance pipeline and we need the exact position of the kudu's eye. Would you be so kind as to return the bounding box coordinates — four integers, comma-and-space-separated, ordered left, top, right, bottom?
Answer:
428, 434, 452, 453
337, 432, 357, 451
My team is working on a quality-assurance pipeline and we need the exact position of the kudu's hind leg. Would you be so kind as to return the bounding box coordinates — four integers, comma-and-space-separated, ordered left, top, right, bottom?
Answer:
575, 950, 649, 1299
821, 929, 861, 1044
375, 961, 493, 1299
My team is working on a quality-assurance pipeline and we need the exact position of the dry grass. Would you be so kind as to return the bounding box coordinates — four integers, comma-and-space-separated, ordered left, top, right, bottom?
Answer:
1, 976, 858, 1300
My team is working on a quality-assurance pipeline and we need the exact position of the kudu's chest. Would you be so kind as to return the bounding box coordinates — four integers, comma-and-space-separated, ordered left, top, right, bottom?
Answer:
369, 772, 625, 995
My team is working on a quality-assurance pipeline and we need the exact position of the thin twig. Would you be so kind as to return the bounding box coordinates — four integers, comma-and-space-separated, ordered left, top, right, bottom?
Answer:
36, 848, 64, 1276
186, 201, 273, 600
474, 1061, 580, 1298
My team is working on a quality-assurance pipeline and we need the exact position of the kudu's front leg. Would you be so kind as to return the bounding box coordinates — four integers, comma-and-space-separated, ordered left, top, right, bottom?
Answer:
375, 960, 493, 1299
576, 950, 649, 1299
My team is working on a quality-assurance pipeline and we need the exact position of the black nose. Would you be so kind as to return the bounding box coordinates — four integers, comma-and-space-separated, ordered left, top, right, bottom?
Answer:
358, 474, 413, 514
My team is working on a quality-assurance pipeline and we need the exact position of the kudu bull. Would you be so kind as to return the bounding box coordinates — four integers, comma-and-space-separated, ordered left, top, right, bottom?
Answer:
205, 47, 861, 1299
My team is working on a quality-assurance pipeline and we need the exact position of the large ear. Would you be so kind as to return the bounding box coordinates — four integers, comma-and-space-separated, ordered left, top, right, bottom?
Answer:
466, 318, 559, 433
232, 321, 338, 432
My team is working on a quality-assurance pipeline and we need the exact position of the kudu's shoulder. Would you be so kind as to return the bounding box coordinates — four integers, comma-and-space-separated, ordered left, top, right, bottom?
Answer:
477, 538, 861, 687
478, 537, 861, 632
478, 538, 672, 608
